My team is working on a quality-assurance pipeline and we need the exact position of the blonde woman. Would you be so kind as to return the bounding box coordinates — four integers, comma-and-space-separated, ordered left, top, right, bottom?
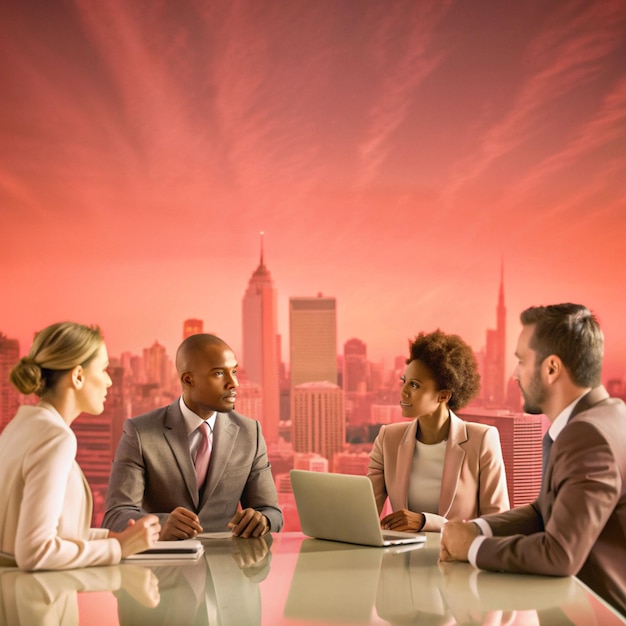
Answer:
0, 322, 160, 570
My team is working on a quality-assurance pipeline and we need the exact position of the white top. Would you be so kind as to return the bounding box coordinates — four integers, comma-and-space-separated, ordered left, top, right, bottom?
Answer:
407, 439, 447, 514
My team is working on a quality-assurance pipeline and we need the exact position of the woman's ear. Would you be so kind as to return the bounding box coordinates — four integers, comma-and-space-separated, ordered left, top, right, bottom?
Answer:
439, 390, 452, 404
71, 365, 84, 389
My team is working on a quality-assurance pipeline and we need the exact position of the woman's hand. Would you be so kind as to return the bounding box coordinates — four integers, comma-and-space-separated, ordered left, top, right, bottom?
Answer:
380, 509, 425, 532
110, 515, 161, 558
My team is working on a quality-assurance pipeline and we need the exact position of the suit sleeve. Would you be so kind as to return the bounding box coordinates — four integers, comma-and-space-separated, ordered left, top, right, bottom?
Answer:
240, 421, 284, 532
16, 426, 120, 570
476, 421, 620, 576
477, 426, 510, 516
367, 425, 388, 514
103, 419, 163, 532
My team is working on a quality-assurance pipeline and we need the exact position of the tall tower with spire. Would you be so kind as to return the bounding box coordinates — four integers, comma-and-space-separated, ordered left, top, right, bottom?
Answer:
484, 261, 507, 406
241, 233, 280, 444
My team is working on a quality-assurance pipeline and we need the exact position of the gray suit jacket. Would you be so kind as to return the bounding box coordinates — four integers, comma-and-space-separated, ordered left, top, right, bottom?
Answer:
476, 386, 626, 616
102, 400, 283, 533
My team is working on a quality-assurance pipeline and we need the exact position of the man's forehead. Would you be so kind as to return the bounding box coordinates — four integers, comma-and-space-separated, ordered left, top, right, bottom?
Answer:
199, 345, 236, 365
516, 325, 536, 351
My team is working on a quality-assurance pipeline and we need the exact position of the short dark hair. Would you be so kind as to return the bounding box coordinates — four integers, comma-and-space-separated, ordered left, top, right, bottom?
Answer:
407, 330, 480, 411
520, 303, 603, 387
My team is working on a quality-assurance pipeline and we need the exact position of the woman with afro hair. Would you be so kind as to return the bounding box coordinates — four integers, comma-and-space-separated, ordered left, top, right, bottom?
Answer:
368, 330, 509, 532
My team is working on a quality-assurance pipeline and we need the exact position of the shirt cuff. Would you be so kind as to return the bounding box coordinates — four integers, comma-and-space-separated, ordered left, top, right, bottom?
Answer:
467, 518, 492, 568
468, 535, 487, 567
472, 517, 493, 537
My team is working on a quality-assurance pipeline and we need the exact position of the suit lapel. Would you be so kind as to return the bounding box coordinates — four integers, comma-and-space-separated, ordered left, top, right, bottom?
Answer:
439, 412, 467, 517
542, 386, 609, 498
202, 412, 239, 506
163, 402, 199, 507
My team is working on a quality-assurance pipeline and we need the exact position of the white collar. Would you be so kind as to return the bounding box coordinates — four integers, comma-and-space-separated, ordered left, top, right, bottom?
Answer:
548, 392, 588, 441
178, 396, 217, 436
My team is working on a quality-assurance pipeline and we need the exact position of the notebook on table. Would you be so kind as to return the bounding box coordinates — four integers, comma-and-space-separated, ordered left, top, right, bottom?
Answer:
123, 539, 204, 561
290, 470, 427, 547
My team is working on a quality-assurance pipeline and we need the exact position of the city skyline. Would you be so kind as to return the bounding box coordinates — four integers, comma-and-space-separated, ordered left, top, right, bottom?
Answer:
1, 0, 625, 381
2, 257, 624, 389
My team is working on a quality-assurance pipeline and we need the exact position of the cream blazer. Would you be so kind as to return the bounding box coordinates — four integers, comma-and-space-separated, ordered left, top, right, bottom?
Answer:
368, 412, 510, 531
0, 405, 121, 570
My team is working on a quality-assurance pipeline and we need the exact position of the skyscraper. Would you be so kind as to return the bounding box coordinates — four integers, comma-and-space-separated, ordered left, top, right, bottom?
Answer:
143, 340, 173, 391
0, 333, 20, 432
242, 234, 280, 444
460, 408, 543, 508
289, 295, 337, 389
183, 318, 203, 339
292, 382, 345, 469
343, 338, 368, 392
483, 263, 506, 406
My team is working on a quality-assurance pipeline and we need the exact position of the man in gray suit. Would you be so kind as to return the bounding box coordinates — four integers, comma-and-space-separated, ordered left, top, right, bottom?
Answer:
103, 334, 283, 539
440, 303, 626, 616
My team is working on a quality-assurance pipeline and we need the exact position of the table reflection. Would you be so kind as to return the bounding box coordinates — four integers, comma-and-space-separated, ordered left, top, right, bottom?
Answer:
116, 535, 271, 626
282, 533, 625, 625
0, 564, 157, 626
2, 533, 624, 625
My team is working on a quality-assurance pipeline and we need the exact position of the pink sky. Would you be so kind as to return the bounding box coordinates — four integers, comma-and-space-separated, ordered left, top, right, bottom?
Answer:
1, 0, 625, 381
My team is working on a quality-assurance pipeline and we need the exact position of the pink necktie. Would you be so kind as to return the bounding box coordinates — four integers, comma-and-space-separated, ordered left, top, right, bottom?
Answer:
195, 422, 212, 488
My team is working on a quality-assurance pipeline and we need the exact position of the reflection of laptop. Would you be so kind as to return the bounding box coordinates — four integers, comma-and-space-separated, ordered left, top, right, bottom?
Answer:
290, 470, 427, 547
284, 539, 384, 621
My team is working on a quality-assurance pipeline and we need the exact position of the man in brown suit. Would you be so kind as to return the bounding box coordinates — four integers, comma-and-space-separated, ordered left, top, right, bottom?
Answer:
440, 303, 626, 617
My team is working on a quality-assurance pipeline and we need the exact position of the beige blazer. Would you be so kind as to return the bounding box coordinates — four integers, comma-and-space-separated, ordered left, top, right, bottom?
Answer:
368, 412, 510, 531
103, 400, 283, 533
476, 387, 626, 616
0, 405, 120, 570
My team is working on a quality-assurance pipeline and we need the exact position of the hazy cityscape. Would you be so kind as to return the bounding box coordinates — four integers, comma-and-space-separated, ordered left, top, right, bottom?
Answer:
3, 249, 624, 531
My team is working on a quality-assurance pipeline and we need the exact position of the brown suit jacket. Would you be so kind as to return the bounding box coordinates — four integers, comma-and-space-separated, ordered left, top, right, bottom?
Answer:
368, 412, 510, 531
476, 386, 626, 616
102, 400, 283, 533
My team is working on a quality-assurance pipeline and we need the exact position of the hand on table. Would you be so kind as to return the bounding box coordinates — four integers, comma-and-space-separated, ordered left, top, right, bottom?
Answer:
381, 509, 425, 532
159, 507, 203, 540
228, 508, 269, 538
439, 520, 478, 562
112, 515, 161, 557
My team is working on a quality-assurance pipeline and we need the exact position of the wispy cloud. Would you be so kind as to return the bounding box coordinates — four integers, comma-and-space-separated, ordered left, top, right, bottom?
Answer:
443, 0, 626, 200
511, 77, 626, 201
357, 1, 453, 186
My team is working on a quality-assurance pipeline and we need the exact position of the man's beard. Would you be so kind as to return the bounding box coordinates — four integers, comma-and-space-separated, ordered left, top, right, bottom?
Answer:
520, 367, 547, 415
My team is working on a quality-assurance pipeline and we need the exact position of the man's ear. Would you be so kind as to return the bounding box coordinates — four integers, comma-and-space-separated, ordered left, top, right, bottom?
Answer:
71, 365, 84, 389
181, 371, 193, 387
543, 355, 562, 383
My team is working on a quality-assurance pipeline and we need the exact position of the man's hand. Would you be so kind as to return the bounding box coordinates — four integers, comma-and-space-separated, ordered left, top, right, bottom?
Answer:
228, 508, 269, 538
159, 506, 203, 540
381, 509, 425, 532
439, 520, 478, 562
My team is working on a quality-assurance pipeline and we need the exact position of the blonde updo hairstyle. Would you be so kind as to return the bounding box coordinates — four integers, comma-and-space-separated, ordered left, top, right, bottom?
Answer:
10, 322, 104, 397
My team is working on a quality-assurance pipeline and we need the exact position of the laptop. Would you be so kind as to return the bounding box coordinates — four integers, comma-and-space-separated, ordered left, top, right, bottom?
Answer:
290, 469, 427, 547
